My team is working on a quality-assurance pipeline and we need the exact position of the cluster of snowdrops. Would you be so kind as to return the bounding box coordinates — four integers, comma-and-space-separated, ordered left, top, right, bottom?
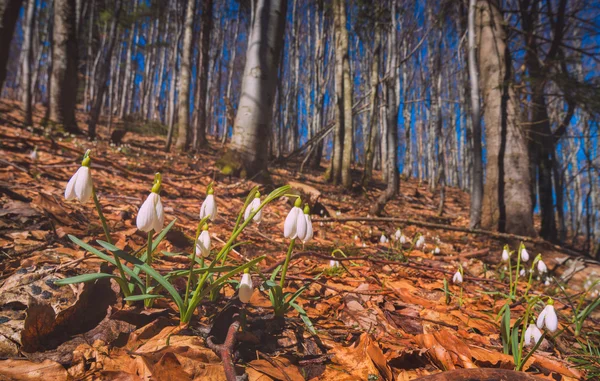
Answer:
57, 150, 316, 330
58, 150, 596, 370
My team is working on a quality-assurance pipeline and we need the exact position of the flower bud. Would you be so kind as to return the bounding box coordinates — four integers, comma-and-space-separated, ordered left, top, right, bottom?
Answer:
200, 186, 217, 221
239, 271, 253, 303
65, 150, 93, 203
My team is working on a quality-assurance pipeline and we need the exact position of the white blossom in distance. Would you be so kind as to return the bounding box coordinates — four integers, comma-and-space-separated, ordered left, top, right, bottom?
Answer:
380, 234, 388, 244
400, 235, 407, 244
200, 187, 217, 221
521, 246, 530, 262
394, 229, 402, 241
537, 259, 548, 274
520, 268, 526, 277
537, 300, 558, 332
330, 260, 340, 268
195, 226, 211, 257
65, 153, 93, 203
244, 193, 262, 223
415, 235, 425, 249
524, 323, 543, 347
284, 198, 306, 239
434, 246, 441, 254
29, 148, 38, 160
238, 272, 253, 303
502, 248, 510, 262
452, 269, 463, 284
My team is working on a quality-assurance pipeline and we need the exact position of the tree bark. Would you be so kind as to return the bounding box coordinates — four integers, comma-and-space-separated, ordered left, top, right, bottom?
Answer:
339, 0, 353, 189
20, 0, 35, 126
468, 0, 483, 229
221, 0, 287, 180
174, 0, 196, 151
362, 27, 380, 187
193, 0, 213, 150
477, 0, 535, 236
49, 0, 79, 133
0, 0, 22, 94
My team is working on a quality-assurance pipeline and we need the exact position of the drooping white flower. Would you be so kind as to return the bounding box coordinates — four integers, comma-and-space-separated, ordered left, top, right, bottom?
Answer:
501, 249, 510, 262
537, 301, 558, 332
434, 246, 441, 254
244, 194, 262, 223
238, 272, 253, 303
524, 323, 543, 347
521, 247, 530, 262
544, 279, 550, 286
200, 188, 217, 221
537, 259, 548, 274
330, 260, 340, 268
284, 198, 304, 239
29, 148, 38, 160
380, 234, 388, 244
394, 229, 402, 241
416, 235, 425, 249
136, 192, 164, 232
298, 207, 313, 243
520, 268, 526, 277
400, 235, 407, 244
65, 161, 93, 203
452, 269, 463, 284
195, 228, 211, 257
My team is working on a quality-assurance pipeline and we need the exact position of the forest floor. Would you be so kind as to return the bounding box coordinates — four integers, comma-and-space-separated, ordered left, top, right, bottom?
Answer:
0, 98, 599, 380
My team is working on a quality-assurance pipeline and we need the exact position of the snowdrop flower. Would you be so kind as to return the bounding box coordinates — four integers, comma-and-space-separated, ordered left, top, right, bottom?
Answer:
330, 260, 340, 268
354, 235, 359, 241
524, 323, 543, 347
195, 224, 211, 257
136, 173, 164, 233
434, 246, 441, 254
544, 279, 550, 286
238, 271, 253, 303
65, 151, 93, 203
521, 246, 530, 262
380, 234, 388, 244
244, 192, 262, 223
501, 248, 510, 262
284, 198, 305, 239
400, 235, 407, 244
416, 235, 425, 249
520, 268, 526, 277
29, 148, 38, 160
537, 259, 548, 274
199, 186, 217, 221
298, 205, 314, 243
452, 267, 463, 284
537, 299, 558, 332
394, 229, 402, 241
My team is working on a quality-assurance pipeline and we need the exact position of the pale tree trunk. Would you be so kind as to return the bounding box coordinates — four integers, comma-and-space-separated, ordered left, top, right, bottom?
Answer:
193, 0, 212, 150
309, 0, 326, 169
87, 0, 122, 140
174, 0, 196, 151
222, 6, 240, 145
0, 0, 22, 94
20, 0, 35, 126
165, 2, 183, 150
468, 0, 483, 228
371, 0, 399, 215
50, 0, 79, 133
339, 0, 353, 189
221, 0, 287, 180
362, 26, 380, 187
118, 0, 137, 119
477, 0, 535, 236
330, 0, 344, 184
401, 42, 412, 178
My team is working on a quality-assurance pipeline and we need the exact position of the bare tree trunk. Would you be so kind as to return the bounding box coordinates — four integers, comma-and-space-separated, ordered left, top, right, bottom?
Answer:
49, 0, 79, 133
330, 0, 344, 184
468, 0, 483, 229
87, 0, 122, 140
20, 0, 35, 126
362, 27, 380, 187
222, 7, 240, 145
174, 0, 196, 151
220, 0, 287, 180
192, 0, 212, 150
0, 0, 22, 94
339, 0, 353, 189
477, 0, 535, 236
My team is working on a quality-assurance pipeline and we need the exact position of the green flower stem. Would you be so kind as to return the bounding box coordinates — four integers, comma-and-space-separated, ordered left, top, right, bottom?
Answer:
185, 222, 204, 308
512, 245, 523, 298
280, 239, 296, 288
92, 187, 130, 298
145, 230, 153, 307
507, 251, 513, 298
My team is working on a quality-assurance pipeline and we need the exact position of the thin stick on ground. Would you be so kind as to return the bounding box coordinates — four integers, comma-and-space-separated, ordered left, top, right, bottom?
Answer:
206, 314, 242, 381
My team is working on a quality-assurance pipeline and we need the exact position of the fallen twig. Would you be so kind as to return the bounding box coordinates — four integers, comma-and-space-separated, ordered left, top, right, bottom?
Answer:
206, 314, 242, 381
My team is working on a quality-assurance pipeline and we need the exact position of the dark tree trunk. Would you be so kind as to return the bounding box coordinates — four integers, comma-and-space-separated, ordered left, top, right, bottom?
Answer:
0, 0, 22, 94
193, 0, 213, 150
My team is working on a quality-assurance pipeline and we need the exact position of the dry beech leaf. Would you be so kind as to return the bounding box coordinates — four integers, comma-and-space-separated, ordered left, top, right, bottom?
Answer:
0, 359, 68, 381
247, 357, 305, 381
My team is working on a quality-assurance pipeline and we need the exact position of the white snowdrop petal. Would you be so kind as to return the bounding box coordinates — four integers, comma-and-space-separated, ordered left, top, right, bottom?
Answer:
196, 230, 211, 257
524, 324, 534, 346
545, 305, 558, 332
502, 249, 509, 262
538, 260, 547, 273
137, 193, 158, 232
239, 273, 253, 303
74, 167, 93, 203
296, 210, 307, 241
303, 215, 313, 243
532, 324, 542, 343
453, 271, 463, 284
330, 260, 339, 268
284, 207, 300, 239
536, 307, 547, 329
153, 195, 164, 232
521, 248, 530, 262
65, 169, 79, 200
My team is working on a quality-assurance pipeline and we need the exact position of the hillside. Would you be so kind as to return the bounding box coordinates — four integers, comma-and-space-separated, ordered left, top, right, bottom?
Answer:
0, 100, 599, 380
